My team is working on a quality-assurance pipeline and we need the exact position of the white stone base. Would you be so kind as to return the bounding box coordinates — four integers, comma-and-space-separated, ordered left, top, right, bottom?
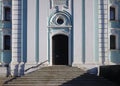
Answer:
72, 63, 100, 75
10, 62, 19, 76
0, 67, 8, 77
18, 62, 25, 76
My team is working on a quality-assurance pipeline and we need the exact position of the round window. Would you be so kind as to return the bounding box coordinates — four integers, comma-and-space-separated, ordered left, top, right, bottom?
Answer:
57, 17, 64, 25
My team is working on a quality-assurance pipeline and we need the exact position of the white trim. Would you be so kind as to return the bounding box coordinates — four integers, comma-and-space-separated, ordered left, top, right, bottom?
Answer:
49, 28, 72, 66
109, 33, 119, 50
48, 11, 72, 66
110, 28, 120, 30
1, 31, 3, 51
3, 35, 11, 50
2, 0, 11, 21
108, 4, 118, 21
48, 25, 72, 28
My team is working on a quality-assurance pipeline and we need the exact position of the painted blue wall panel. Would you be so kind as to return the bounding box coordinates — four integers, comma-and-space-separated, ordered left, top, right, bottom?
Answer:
110, 50, 120, 64
118, 4, 120, 20
0, 32, 1, 47
3, 51, 11, 63
0, 22, 12, 29
82, 0, 85, 63
21, 0, 27, 62
0, 2, 2, 21
0, 52, 1, 63
109, 1, 120, 28
118, 31, 120, 49
0, 31, 2, 63
109, 21, 120, 28
35, 0, 39, 63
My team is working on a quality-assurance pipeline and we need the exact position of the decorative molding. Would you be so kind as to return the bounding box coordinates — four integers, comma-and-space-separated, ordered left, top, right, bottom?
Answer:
110, 0, 120, 3
50, 0, 69, 9
48, 25, 72, 28
110, 28, 120, 30
49, 12, 71, 27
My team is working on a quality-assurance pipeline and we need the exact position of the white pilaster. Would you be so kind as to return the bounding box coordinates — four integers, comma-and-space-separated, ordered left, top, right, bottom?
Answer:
25, 0, 37, 74
72, 0, 83, 66
98, 0, 109, 65
11, 0, 21, 76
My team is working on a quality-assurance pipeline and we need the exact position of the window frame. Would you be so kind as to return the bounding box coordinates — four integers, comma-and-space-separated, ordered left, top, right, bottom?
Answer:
4, 7, 11, 21
4, 35, 11, 50
110, 6, 116, 20
110, 35, 116, 49
109, 5, 118, 21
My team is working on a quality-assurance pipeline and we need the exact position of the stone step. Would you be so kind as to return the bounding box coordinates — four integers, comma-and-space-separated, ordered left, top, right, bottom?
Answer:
7, 81, 68, 84
3, 66, 85, 85
4, 80, 117, 86
7, 79, 109, 84
11, 77, 77, 80
12, 78, 107, 81
26, 72, 84, 75
3, 66, 119, 86
13, 75, 106, 80
6, 79, 109, 84
0, 77, 12, 86
24, 74, 83, 78
3, 83, 81, 86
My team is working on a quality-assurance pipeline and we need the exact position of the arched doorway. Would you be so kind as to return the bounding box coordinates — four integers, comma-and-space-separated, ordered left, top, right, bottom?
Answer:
52, 34, 68, 65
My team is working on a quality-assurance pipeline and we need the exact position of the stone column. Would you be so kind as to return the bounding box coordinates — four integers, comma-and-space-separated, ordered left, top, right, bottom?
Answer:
11, 0, 21, 76
98, 0, 109, 65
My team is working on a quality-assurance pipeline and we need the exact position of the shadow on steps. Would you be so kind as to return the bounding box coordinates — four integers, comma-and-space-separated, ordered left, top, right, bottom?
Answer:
99, 65, 120, 85
2, 65, 120, 86
61, 73, 119, 86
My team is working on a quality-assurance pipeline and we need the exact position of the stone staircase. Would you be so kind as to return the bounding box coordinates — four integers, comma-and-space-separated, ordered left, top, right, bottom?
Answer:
1, 65, 119, 86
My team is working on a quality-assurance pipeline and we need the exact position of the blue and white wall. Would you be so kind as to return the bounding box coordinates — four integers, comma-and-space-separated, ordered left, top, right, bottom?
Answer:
0, 0, 12, 65
0, 0, 119, 76
109, 0, 120, 64
26, 0, 48, 68
25, 0, 96, 69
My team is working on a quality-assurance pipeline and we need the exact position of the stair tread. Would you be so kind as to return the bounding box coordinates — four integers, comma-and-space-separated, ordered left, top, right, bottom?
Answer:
2, 66, 119, 86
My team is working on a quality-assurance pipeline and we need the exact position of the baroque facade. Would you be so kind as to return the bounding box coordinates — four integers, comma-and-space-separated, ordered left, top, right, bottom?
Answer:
0, 0, 120, 76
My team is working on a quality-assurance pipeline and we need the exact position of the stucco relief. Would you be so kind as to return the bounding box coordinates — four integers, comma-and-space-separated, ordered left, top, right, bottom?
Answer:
49, 12, 71, 27
50, 0, 69, 9
110, 0, 120, 3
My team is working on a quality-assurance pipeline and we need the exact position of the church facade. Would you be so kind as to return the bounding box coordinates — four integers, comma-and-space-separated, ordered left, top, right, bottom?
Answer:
0, 0, 120, 76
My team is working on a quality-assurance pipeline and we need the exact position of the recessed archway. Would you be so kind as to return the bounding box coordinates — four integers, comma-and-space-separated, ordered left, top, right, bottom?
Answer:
52, 34, 68, 65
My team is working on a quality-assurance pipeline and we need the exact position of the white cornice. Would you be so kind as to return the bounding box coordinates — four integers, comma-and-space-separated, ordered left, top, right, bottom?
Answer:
48, 25, 72, 28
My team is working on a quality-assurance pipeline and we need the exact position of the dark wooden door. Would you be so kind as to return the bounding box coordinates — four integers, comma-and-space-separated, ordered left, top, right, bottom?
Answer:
52, 34, 68, 65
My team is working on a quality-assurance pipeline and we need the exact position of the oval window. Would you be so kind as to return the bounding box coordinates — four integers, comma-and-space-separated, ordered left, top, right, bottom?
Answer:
57, 17, 64, 25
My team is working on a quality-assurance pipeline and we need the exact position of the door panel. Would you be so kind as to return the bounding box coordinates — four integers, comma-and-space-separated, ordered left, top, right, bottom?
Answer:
52, 34, 68, 65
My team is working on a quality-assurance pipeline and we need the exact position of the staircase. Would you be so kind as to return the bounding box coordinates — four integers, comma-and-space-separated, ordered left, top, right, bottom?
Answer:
2, 65, 119, 86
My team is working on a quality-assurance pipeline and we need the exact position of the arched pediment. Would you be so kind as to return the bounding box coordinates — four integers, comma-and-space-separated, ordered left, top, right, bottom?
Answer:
48, 11, 72, 27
